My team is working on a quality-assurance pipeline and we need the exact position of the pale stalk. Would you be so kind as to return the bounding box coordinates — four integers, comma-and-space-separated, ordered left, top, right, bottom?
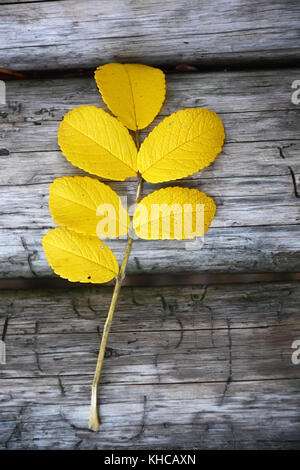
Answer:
89, 131, 142, 431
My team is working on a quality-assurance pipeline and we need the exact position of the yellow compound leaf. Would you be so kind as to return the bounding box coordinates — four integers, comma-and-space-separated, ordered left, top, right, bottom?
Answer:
133, 187, 216, 240
49, 176, 130, 238
95, 63, 166, 131
58, 105, 137, 181
42, 227, 119, 283
138, 108, 225, 183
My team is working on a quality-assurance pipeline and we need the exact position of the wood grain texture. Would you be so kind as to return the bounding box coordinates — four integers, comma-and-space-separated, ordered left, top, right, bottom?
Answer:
0, 283, 299, 449
1, 69, 300, 277
0, 0, 300, 71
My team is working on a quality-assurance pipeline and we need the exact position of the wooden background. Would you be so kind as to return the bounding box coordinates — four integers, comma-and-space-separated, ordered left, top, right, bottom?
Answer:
0, 0, 300, 450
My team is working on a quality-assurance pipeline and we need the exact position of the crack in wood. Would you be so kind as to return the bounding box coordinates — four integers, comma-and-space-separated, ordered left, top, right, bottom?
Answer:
154, 353, 159, 369
127, 338, 138, 345
220, 319, 233, 406
191, 287, 215, 347
134, 257, 142, 271
34, 321, 39, 335
74, 439, 83, 449
96, 324, 101, 339
71, 299, 84, 319
1, 315, 9, 341
3, 405, 27, 448
20, 236, 37, 277
276, 288, 293, 322
203, 305, 215, 347
59, 411, 93, 434
159, 295, 184, 349
131, 287, 144, 306
26, 172, 38, 185
58, 377, 66, 396
130, 395, 147, 441
288, 167, 300, 199
34, 336, 43, 373
87, 297, 98, 316
159, 294, 168, 312
153, 353, 161, 383
4, 423, 21, 449
174, 317, 184, 349
199, 285, 208, 303
278, 145, 300, 198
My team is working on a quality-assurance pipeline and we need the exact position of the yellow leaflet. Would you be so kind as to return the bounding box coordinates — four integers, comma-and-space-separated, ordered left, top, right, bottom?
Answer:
42, 227, 119, 283
138, 108, 225, 183
95, 63, 166, 131
58, 106, 137, 181
133, 187, 216, 240
49, 176, 130, 238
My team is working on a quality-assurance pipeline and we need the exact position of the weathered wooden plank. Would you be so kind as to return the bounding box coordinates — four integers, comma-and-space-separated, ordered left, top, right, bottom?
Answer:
0, 70, 300, 277
1, 177, 299, 226
0, 283, 299, 449
2, 324, 299, 383
0, 0, 300, 71
2, 143, 298, 187
3, 70, 299, 122
1, 283, 299, 335
0, 284, 299, 383
2, 225, 300, 277
2, 111, 299, 151
0, 379, 300, 449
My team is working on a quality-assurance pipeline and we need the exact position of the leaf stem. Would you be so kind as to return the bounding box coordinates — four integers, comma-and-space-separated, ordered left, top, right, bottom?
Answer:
89, 132, 142, 431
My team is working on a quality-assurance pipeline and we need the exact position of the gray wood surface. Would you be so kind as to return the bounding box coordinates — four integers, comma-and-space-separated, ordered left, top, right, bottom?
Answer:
1, 0, 300, 453
0, 282, 299, 449
1, 69, 300, 277
0, 0, 300, 71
